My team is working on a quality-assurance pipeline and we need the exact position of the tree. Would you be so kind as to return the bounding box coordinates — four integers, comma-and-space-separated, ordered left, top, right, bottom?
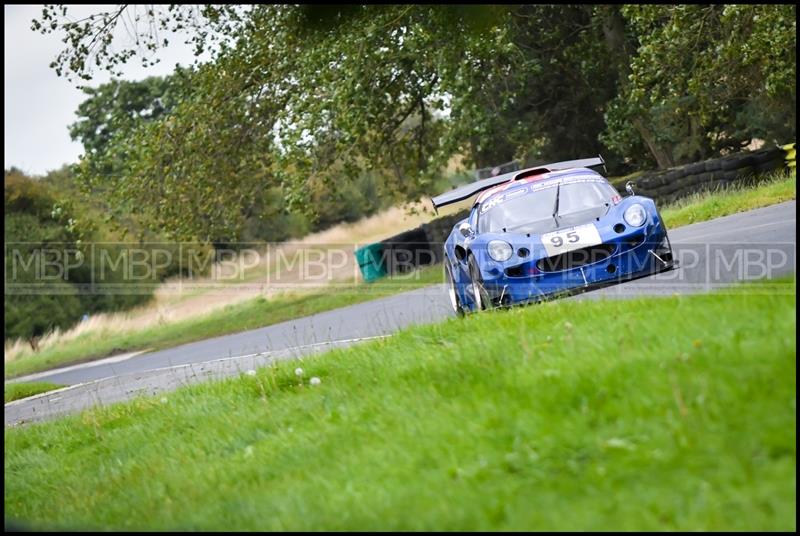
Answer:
69, 72, 190, 159
4, 172, 84, 347
443, 5, 625, 169
46, 6, 627, 231
31, 5, 247, 82
602, 4, 796, 168
4, 169, 207, 346
33, 4, 796, 243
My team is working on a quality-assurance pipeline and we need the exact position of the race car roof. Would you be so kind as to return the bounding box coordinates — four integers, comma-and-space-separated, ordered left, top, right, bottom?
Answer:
430, 156, 605, 212
474, 167, 605, 204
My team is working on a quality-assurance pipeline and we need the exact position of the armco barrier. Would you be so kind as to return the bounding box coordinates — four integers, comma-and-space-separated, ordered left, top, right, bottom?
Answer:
364, 145, 794, 278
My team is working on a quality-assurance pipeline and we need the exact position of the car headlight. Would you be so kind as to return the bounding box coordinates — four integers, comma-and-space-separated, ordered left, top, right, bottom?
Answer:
487, 240, 513, 261
623, 203, 647, 227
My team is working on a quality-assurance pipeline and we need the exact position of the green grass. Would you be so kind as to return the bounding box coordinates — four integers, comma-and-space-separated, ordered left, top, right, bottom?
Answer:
660, 171, 795, 228
5, 171, 795, 380
4, 382, 65, 403
4, 265, 444, 380
4, 280, 795, 530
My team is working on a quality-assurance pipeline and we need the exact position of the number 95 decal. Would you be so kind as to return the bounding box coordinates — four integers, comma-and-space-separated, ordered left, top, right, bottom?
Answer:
541, 224, 602, 257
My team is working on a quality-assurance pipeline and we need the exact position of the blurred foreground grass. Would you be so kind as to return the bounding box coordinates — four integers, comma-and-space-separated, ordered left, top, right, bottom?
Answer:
5, 278, 795, 530
4, 382, 64, 403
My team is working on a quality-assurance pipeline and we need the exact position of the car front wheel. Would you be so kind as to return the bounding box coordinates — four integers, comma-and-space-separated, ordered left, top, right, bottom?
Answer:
655, 211, 676, 270
444, 260, 464, 317
468, 255, 491, 312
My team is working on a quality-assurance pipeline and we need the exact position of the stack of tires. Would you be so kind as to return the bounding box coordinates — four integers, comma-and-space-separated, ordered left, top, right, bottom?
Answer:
419, 209, 470, 265
380, 226, 434, 275
611, 147, 788, 204
374, 209, 471, 276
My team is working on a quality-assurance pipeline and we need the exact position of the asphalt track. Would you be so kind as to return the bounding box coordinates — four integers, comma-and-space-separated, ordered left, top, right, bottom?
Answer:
5, 201, 796, 425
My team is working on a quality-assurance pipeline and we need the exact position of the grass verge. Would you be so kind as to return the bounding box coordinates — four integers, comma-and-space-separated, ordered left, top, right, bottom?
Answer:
660, 171, 795, 228
5, 171, 795, 380
4, 382, 65, 404
4, 279, 795, 530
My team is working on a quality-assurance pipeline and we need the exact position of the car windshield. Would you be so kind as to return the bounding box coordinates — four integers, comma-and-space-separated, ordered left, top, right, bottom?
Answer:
477, 179, 618, 234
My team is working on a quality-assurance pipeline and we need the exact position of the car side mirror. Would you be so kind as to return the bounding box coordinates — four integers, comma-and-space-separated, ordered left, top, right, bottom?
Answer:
625, 181, 636, 196
458, 222, 474, 238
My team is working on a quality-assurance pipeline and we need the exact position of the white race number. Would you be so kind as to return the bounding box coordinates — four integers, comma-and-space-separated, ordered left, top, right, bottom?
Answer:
541, 224, 602, 257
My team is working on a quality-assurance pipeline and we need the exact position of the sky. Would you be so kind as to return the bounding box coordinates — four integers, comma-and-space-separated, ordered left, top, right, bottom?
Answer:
4, 4, 204, 176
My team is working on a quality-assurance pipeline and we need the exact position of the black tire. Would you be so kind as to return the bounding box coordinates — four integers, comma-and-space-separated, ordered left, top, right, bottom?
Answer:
751, 148, 782, 166
468, 255, 491, 312
687, 171, 712, 185
658, 180, 682, 196
444, 260, 464, 317
721, 153, 755, 171
655, 211, 676, 270
754, 160, 784, 174
684, 161, 706, 175
660, 230, 675, 269
663, 169, 685, 182
642, 174, 667, 188
733, 165, 756, 180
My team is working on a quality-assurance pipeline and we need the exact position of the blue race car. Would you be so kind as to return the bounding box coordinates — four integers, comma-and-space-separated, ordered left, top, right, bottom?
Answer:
431, 157, 677, 314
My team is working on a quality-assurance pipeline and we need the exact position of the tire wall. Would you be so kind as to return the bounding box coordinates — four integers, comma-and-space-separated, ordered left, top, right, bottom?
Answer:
378, 209, 469, 275
372, 145, 794, 276
609, 146, 790, 205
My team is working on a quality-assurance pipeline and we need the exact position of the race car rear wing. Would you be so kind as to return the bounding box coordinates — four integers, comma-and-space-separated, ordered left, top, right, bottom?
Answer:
430, 156, 606, 213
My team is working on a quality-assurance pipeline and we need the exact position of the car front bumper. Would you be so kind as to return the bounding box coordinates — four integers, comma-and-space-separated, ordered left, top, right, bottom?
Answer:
475, 225, 674, 307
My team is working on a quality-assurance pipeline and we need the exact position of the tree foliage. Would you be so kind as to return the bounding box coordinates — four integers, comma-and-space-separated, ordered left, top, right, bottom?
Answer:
70, 72, 191, 158
5, 170, 86, 345
603, 5, 796, 167
4, 169, 207, 344
34, 4, 796, 242
31, 4, 246, 81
